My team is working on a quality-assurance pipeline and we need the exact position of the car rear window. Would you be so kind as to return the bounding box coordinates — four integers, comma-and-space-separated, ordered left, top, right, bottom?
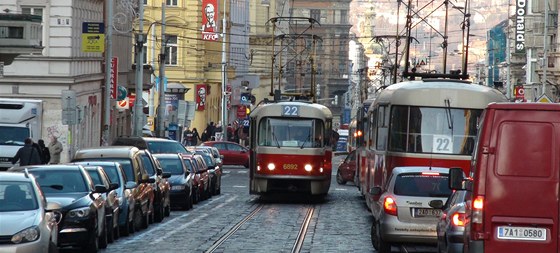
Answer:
394, 173, 451, 197
158, 158, 185, 175
147, 141, 188, 154
77, 158, 134, 183
141, 154, 156, 175
31, 169, 89, 193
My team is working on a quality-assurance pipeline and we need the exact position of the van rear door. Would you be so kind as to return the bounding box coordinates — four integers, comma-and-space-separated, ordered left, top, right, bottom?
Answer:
484, 109, 559, 253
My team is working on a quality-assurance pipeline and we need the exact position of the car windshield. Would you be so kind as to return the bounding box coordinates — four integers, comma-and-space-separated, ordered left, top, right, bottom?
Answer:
0, 182, 38, 212
394, 173, 451, 197
158, 158, 185, 175
201, 155, 215, 166
31, 169, 89, 193
100, 165, 121, 186
141, 154, 156, 175
77, 158, 134, 183
147, 141, 189, 154
86, 169, 103, 185
182, 159, 195, 173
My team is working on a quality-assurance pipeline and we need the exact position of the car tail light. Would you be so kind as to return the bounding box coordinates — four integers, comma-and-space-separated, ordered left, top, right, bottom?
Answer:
383, 196, 397, 216
471, 195, 486, 240
452, 212, 466, 226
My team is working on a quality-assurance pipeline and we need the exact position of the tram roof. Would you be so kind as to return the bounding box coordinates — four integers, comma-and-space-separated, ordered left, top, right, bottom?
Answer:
250, 101, 333, 119
374, 80, 507, 109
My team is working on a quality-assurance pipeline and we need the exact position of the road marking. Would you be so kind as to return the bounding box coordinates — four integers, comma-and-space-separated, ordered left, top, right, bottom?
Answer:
334, 188, 348, 191
232, 185, 246, 188
237, 171, 248, 174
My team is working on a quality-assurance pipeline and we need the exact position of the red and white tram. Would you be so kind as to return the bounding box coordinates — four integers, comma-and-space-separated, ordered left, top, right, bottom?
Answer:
248, 101, 333, 196
357, 80, 508, 209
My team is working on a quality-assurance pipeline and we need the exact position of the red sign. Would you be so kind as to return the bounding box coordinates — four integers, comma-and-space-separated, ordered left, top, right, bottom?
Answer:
196, 84, 206, 111
226, 84, 232, 110
110, 57, 118, 99
237, 105, 247, 119
514, 86, 525, 99
201, 0, 218, 41
128, 94, 136, 109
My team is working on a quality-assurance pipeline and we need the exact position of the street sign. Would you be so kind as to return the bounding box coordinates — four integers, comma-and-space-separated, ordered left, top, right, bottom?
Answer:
537, 94, 552, 103
117, 97, 129, 110
117, 86, 127, 100
514, 86, 525, 99
240, 93, 251, 105
237, 105, 247, 119
81, 22, 105, 53
82, 22, 105, 33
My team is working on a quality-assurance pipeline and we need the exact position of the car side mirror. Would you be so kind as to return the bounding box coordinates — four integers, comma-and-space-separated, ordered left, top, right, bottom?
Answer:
429, 200, 444, 209
109, 183, 119, 191
125, 181, 137, 189
449, 167, 465, 190
156, 168, 163, 175
147, 178, 156, 183
162, 172, 171, 179
369, 186, 382, 196
45, 201, 62, 211
93, 185, 108, 193
220, 155, 224, 159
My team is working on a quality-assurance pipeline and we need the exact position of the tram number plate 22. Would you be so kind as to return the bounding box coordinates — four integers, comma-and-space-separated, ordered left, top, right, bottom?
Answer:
282, 105, 299, 116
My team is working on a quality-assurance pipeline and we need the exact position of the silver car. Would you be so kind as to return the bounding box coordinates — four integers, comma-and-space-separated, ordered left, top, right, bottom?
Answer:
370, 167, 452, 253
436, 190, 470, 253
0, 171, 61, 253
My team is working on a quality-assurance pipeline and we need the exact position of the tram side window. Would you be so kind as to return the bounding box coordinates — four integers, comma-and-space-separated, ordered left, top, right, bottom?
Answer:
376, 105, 388, 151
389, 106, 408, 151
368, 109, 377, 149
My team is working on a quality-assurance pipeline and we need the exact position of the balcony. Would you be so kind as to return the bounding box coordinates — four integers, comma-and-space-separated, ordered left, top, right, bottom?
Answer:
0, 14, 43, 65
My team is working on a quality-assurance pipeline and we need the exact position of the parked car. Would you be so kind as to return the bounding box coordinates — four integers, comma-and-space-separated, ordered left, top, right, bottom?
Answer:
0, 171, 61, 253
150, 155, 172, 217
152, 154, 194, 210
436, 190, 470, 253
200, 141, 249, 168
10, 165, 109, 252
194, 151, 222, 195
336, 150, 356, 185
188, 146, 223, 167
448, 103, 560, 253
83, 166, 120, 243
72, 161, 136, 236
139, 150, 171, 223
180, 154, 210, 204
72, 146, 155, 232
370, 167, 452, 253
113, 136, 190, 155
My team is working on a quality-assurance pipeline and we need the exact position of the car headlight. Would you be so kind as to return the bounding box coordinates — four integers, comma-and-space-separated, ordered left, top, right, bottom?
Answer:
11, 226, 40, 244
171, 185, 185, 190
68, 207, 91, 218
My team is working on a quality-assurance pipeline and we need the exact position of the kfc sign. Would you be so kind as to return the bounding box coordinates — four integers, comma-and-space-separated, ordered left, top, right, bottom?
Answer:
201, 0, 219, 41
196, 84, 207, 111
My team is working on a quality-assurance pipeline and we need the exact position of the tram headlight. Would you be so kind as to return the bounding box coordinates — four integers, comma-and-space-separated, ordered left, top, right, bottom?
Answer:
267, 163, 276, 171
304, 164, 312, 172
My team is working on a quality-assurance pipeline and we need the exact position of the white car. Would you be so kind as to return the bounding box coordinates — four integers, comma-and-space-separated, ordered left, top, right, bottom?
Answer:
370, 166, 452, 253
0, 171, 61, 253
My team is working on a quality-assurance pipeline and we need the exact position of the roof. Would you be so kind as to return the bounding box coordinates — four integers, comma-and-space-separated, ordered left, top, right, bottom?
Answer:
73, 146, 140, 159
487, 102, 560, 111
250, 101, 333, 119
9, 164, 83, 172
0, 171, 33, 181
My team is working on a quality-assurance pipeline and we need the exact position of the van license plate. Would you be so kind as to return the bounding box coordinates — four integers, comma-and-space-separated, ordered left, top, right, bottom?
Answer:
497, 226, 547, 241
414, 208, 442, 217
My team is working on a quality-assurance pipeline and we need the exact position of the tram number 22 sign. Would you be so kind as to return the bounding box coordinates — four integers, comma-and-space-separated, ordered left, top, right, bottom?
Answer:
432, 135, 453, 154
282, 105, 300, 116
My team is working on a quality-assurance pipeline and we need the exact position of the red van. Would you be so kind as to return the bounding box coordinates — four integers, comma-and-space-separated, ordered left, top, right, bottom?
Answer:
449, 102, 560, 253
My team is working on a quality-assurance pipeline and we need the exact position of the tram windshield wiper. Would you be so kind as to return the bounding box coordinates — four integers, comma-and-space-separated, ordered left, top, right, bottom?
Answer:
271, 131, 281, 148
444, 99, 454, 130
300, 134, 311, 149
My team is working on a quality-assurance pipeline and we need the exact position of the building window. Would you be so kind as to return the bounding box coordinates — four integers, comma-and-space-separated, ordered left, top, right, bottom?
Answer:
166, 0, 178, 6
310, 9, 320, 22
339, 40, 347, 52
339, 63, 346, 75
165, 35, 178, 65
21, 7, 43, 16
340, 10, 348, 24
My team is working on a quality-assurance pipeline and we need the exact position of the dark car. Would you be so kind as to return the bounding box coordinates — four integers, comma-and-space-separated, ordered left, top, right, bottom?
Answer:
200, 141, 249, 168
188, 146, 223, 167
180, 154, 210, 204
113, 137, 191, 155
153, 154, 194, 210
194, 151, 222, 196
436, 190, 471, 253
336, 150, 356, 185
73, 161, 136, 236
10, 165, 109, 252
73, 146, 155, 232
83, 166, 120, 243
139, 150, 171, 223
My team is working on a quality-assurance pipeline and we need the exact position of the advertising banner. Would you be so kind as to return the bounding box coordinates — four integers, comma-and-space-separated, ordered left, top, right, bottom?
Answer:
201, 0, 219, 41
515, 0, 526, 53
196, 84, 207, 111
110, 57, 118, 99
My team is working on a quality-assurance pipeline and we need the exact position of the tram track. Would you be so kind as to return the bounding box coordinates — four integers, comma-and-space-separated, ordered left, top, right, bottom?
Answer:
205, 204, 316, 253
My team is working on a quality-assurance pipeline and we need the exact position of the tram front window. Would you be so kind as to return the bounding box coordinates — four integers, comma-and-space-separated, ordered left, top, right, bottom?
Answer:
258, 118, 324, 148
388, 106, 482, 155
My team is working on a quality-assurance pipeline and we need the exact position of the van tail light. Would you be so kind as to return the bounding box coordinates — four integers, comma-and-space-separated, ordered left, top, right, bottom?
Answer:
471, 195, 486, 240
452, 212, 466, 227
383, 196, 398, 216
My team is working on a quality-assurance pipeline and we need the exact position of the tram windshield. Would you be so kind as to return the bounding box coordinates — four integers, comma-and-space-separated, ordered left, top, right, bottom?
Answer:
258, 118, 325, 148
388, 106, 482, 155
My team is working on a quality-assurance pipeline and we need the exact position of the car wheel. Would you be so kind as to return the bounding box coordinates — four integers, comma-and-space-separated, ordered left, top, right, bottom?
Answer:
371, 221, 390, 253
193, 188, 199, 204
98, 221, 108, 249
107, 218, 114, 243
48, 240, 59, 253
142, 210, 149, 229
164, 202, 171, 217
148, 201, 155, 224
133, 207, 143, 231
155, 201, 164, 223
114, 220, 120, 240
84, 229, 99, 253
336, 170, 347, 185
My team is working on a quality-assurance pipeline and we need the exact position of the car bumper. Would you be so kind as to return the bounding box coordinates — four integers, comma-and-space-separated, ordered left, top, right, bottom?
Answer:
380, 215, 438, 244
169, 190, 190, 206
446, 228, 465, 253
0, 236, 52, 253
58, 227, 93, 247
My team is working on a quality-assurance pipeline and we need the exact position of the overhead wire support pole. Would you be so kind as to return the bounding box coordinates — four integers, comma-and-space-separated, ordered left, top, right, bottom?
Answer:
103, 0, 113, 145
442, 0, 449, 74
393, 0, 401, 84
221, 0, 228, 141
134, 0, 145, 137
157, 3, 166, 138
542, 0, 549, 96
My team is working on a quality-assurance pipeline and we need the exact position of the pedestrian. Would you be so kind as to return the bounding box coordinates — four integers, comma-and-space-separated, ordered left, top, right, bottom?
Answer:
31, 140, 44, 162
214, 121, 223, 141
48, 136, 63, 164
37, 139, 51, 164
183, 128, 192, 146
192, 128, 200, 146
331, 129, 340, 151
12, 138, 42, 166
207, 122, 216, 140
227, 124, 235, 142
201, 129, 210, 142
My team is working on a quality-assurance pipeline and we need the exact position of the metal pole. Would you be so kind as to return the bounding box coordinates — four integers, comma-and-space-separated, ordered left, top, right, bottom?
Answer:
157, 3, 166, 138
442, 0, 449, 74
506, 21, 511, 99
103, 0, 113, 145
134, 0, 145, 137
149, 25, 156, 117
221, 0, 228, 141
542, 0, 549, 96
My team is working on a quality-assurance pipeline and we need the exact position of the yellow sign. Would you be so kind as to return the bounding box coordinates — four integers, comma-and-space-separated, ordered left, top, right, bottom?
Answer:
147, 117, 155, 131
537, 94, 553, 103
81, 34, 105, 53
